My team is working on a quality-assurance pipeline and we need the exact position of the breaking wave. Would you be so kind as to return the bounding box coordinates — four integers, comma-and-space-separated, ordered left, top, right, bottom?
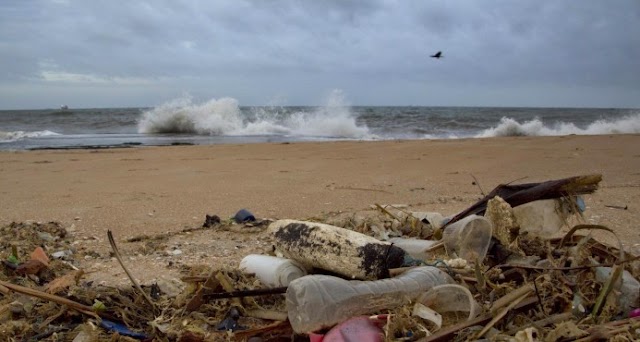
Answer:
0, 130, 59, 142
477, 113, 640, 138
137, 90, 371, 139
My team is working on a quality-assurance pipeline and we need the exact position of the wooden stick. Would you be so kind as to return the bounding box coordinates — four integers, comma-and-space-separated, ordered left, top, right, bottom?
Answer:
0, 283, 10, 295
107, 230, 156, 311
185, 269, 220, 312
489, 283, 534, 315
0, 279, 98, 318
477, 294, 530, 338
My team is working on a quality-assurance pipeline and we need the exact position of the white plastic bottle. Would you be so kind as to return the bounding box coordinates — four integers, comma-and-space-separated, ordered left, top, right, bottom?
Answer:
285, 266, 454, 333
240, 254, 307, 287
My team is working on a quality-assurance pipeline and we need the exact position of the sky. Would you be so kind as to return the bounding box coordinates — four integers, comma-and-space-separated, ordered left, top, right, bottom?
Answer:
0, 0, 639, 109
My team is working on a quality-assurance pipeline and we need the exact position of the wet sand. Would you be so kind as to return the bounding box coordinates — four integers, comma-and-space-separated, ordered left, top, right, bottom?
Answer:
1, 134, 639, 251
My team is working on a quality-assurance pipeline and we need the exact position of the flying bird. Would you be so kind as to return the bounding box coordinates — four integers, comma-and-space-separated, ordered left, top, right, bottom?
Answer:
430, 51, 443, 59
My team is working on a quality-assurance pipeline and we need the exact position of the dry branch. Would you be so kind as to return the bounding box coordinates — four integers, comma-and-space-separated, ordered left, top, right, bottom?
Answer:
443, 174, 602, 228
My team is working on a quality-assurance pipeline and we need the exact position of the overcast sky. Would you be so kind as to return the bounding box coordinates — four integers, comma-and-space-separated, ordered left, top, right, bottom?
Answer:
1, 0, 639, 109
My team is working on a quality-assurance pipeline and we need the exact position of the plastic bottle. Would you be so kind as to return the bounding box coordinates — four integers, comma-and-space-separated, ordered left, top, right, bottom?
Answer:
285, 266, 454, 333
239, 254, 307, 287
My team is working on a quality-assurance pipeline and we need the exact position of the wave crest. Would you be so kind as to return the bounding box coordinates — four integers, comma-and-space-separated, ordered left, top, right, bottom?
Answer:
477, 113, 640, 137
0, 130, 59, 142
138, 96, 243, 134
137, 91, 371, 139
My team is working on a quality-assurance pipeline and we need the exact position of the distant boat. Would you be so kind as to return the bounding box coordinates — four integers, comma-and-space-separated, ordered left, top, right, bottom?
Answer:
60, 105, 69, 111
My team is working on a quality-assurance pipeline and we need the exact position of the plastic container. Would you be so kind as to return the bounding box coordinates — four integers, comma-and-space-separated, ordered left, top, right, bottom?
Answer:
285, 266, 454, 333
239, 254, 307, 287
389, 238, 439, 261
441, 215, 492, 262
417, 284, 482, 321
513, 199, 569, 236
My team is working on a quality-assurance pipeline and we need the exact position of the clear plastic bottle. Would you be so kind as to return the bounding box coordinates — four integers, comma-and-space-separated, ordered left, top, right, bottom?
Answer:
285, 266, 454, 333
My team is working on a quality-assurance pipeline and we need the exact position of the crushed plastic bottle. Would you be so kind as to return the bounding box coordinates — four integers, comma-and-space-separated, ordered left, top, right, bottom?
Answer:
285, 266, 454, 333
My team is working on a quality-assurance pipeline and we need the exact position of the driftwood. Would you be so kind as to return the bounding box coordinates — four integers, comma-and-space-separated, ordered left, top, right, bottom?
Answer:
442, 174, 602, 229
269, 220, 406, 280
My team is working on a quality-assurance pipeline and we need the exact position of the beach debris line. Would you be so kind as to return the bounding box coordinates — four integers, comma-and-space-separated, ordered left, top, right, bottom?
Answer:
1, 174, 640, 341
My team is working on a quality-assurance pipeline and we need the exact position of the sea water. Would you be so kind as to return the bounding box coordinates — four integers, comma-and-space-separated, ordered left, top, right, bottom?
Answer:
1, 94, 638, 150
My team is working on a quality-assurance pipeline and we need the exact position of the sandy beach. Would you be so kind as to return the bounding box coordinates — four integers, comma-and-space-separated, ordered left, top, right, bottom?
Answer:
1, 135, 639, 284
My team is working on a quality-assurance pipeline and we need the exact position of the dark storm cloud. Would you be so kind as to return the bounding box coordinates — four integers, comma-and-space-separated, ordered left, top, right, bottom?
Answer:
0, 0, 638, 108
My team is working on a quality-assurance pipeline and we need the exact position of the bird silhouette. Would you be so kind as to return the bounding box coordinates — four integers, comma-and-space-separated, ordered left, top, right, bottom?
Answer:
430, 51, 443, 59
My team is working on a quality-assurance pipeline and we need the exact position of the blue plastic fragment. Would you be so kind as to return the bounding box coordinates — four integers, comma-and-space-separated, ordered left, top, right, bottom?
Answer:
216, 306, 247, 331
576, 196, 586, 213
99, 319, 149, 339
233, 208, 256, 223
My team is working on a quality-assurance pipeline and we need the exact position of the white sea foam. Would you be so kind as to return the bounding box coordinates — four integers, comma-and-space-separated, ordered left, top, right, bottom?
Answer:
477, 113, 640, 138
137, 96, 244, 134
137, 90, 371, 139
0, 130, 59, 142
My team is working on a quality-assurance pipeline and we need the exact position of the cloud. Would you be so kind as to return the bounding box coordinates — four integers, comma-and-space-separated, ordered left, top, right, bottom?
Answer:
0, 0, 638, 108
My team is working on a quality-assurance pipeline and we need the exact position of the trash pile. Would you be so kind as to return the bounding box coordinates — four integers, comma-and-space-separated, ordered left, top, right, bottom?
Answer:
2, 174, 640, 341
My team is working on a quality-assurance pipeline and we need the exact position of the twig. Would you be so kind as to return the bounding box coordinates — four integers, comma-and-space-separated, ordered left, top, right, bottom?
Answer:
477, 293, 530, 338
576, 317, 640, 342
0, 279, 97, 318
233, 321, 291, 340
495, 254, 640, 271
425, 241, 445, 252
107, 230, 156, 311
592, 264, 623, 319
26, 325, 74, 341
37, 305, 67, 330
0, 283, 9, 295
185, 268, 220, 312
244, 309, 288, 321
557, 224, 624, 261
419, 297, 537, 342
604, 204, 628, 210
489, 283, 534, 315
504, 312, 573, 336
533, 277, 546, 316
204, 286, 288, 300
470, 174, 485, 196
374, 203, 402, 222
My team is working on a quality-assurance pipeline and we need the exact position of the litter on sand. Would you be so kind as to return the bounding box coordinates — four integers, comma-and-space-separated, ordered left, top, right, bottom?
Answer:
2, 174, 640, 341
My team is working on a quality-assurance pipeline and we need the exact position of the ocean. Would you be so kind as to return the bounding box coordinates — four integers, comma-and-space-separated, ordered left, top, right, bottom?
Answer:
1, 95, 638, 150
